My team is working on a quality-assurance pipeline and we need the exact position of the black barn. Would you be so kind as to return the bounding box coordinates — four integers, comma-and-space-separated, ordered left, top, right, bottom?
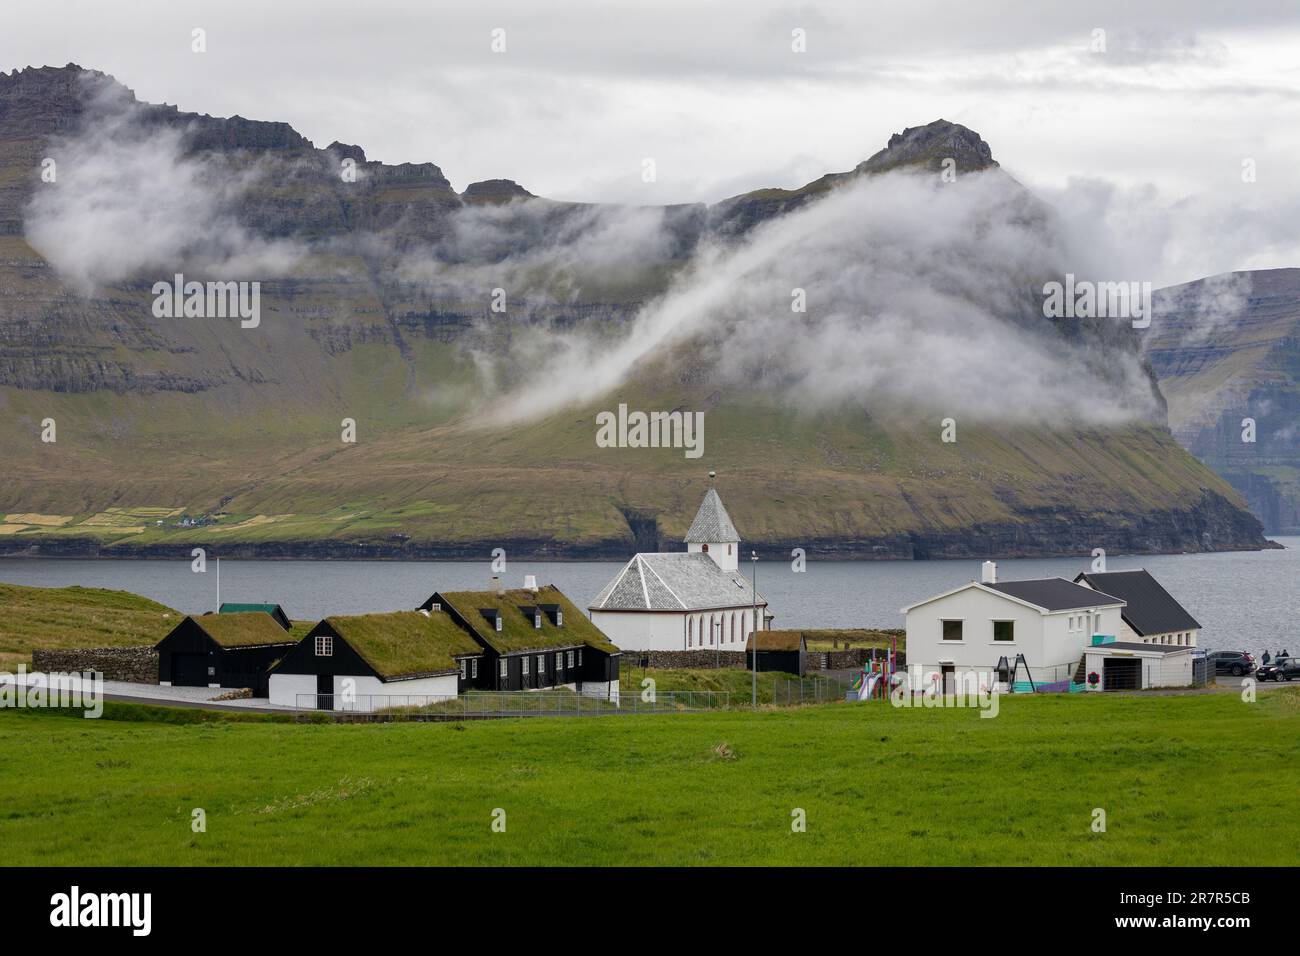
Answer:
746, 630, 807, 674
155, 612, 298, 694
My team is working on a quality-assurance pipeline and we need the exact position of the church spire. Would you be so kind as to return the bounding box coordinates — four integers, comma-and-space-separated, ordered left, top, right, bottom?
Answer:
685, 476, 740, 571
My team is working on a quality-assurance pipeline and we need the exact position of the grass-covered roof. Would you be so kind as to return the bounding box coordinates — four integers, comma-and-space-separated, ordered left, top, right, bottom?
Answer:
324, 610, 483, 680
190, 612, 296, 648
746, 630, 806, 652
438, 586, 619, 655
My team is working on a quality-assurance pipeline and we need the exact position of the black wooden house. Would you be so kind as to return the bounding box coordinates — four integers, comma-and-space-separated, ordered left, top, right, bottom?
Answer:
745, 630, 808, 674
420, 585, 620, 694
155, 612, 298, 693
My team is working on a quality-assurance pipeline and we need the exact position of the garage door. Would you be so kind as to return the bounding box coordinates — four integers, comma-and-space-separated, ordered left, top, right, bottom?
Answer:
171, 653, 212, 686
1102, 657, 1141, 691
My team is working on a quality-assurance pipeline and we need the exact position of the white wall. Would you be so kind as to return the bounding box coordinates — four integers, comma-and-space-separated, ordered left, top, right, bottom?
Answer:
1083, 648, 1194, 690
591, 606, 760, 651
268, 672, 458, 711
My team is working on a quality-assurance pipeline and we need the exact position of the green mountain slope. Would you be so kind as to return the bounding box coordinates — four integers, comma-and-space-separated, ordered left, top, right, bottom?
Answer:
0, 64, 1270, 558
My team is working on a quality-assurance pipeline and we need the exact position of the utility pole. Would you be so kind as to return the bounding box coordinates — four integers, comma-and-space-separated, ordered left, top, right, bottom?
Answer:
751, 550, 758, 709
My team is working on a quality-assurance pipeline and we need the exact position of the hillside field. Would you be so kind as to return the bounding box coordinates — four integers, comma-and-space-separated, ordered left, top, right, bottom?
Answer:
1, 689, 1296, 866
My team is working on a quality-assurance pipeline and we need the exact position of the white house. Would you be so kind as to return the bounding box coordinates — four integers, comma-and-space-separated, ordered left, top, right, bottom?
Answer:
901, 562, 1126, 691
589, 485, 770, 652
1073, 569, 1202, 647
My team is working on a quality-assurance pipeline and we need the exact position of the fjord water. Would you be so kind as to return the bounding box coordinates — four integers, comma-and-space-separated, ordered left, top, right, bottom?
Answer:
1, 540, 1295, 657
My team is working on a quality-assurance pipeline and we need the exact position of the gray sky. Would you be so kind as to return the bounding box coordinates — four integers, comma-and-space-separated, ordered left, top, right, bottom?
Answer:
4, 0, 1299, 280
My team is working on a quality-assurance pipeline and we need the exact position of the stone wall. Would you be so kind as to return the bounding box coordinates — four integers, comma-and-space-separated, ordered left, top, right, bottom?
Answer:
30, 647, 157, 683
619, 647, 907, 674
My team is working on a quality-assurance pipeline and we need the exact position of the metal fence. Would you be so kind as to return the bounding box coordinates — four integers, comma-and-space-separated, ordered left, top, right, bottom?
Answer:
294, 689, 728, 719
771, 673, 856, 706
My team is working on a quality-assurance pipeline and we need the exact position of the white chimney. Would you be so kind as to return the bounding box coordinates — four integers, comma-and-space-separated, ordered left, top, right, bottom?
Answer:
981, 561, 997, 584
524, 574, 538, 593
491, 575, 504, 595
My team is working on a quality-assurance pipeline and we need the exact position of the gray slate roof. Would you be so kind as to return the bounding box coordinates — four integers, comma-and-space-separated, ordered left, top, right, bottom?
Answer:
591, 552, 764, 611
1074, 570, 1201, 636
986, 577, 1124, 612
684, 489, 740, 543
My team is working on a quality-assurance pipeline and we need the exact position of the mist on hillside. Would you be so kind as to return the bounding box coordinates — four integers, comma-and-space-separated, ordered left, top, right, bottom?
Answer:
26, 96, 1285, 429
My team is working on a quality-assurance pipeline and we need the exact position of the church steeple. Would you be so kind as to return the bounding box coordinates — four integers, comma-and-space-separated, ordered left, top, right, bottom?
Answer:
684, 473, 740, 571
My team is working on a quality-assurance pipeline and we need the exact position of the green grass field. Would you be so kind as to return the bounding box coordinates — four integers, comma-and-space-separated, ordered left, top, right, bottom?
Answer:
2, 689, 1296, 866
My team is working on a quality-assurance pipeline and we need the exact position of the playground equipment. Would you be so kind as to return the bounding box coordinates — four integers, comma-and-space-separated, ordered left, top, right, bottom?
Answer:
849, 636, 899, 701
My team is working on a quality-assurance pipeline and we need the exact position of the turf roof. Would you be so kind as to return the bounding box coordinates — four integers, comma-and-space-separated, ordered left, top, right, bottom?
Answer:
323, 610, 483, 680
438, 586, 619, 655
188, 612, 297, 648
746, 630, 806, 652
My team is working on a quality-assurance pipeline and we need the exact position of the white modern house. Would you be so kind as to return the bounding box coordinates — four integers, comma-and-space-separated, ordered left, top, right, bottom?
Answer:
901, 562, 1126, 691
589, 485, 770, 652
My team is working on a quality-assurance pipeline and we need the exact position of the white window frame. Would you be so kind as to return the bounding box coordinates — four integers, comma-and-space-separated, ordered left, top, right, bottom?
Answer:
494, 616, 502, 632
471, 658, 478, 679
537, 654, 545, 675
315, 635, 333, 657
460, 659, 468, 679
522, 656, 530, 676
534, 613, 542, 629
429, 602, 441, 611
556, 610, 563, 626
567, 650, 575, 668
499, 659, 507, 679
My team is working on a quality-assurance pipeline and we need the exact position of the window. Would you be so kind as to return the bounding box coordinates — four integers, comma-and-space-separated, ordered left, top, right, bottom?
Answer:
993, 621, 1014, 642
471, 659, 478, 678
522, 656, 529, 675
494, 616, 502, 632
688, 616, 693, 646
429, 602, 441, 611
556, 611, 563, 626
555, 652, 563, 672
702, 543, 709, 552
942, 620, 963, 641
537, 654, 545, 675
730, 613, 736, 642
460, 659, 468, 679
499, 659, 507, 679
567, 650, 574, 667
578, 649, 583, 666
315, 635, 333, 657
534, 613, 542, 629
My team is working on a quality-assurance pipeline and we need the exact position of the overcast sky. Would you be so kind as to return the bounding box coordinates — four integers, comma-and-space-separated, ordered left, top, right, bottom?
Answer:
4, 0, 1299, 278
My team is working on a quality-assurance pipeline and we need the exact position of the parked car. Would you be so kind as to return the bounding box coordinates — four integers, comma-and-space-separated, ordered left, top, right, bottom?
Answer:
1207, 650, 1256, 677
1270, 658, 1300, 682
1256, 655, 1291, 681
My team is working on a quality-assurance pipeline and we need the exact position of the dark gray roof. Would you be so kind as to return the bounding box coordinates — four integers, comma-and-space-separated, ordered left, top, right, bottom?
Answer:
684, 489, 740, 543
1074, 570, 1201, 636
1090, 641, 1193, 655
590, 552, 763, 611
985, 577, 1124, 611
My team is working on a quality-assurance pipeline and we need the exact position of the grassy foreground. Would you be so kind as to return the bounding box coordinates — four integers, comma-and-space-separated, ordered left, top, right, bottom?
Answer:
2, 689, 1297, 866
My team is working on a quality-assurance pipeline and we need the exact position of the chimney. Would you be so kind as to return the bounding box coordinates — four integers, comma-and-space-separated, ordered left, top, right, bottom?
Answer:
981, 561, 997, 584
524, 574, 538, 593
491, 575, 504, 595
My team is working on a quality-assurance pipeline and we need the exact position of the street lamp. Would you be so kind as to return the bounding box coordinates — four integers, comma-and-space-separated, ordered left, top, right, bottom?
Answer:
751, 550, 758, 710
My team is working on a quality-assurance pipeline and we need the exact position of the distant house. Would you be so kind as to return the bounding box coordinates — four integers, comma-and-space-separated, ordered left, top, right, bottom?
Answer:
1073, 569, 1201, 647
156, 613, 298, 694
422, 583, 621, 701
268, 610, 486, 711
219, 602, 292, 630
745, 630, 807, 674
589, 485, 770, 651
901, 563, 1126, 691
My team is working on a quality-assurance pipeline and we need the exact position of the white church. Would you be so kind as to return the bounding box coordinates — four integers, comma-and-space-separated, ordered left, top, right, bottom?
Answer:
589, 483, 771, 652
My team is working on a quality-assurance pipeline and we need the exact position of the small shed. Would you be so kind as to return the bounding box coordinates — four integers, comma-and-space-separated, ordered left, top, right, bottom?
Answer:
745, 630, 807, 674
219, 602, 293, 630
268, 610, 486, 711
1083, 641, 1200, 691
155, 612, 298, 693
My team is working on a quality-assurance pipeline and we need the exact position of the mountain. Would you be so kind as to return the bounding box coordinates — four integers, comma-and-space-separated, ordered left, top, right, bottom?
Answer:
1144, 269, 1300, 533
0, 64, 1271, 559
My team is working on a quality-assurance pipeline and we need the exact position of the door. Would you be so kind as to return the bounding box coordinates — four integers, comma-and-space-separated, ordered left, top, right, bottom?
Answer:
1102, 657, 1141, 691
316, 674, 333, 710
940, 665, 956, 695
171, 653, 210, 687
